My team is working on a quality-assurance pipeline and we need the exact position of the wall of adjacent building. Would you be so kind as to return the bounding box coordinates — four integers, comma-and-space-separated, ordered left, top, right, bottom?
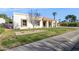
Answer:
0, 18, 5, 24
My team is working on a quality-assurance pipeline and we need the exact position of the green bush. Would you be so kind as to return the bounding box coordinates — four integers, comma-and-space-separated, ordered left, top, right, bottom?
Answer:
60, 22, 79, 27
60, 22, 68, 26
68, 22, 77, 27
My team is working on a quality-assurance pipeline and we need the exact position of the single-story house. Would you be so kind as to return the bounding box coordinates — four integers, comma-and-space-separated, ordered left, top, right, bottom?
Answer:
13, 13, 58, 29
0, 18, 5, 24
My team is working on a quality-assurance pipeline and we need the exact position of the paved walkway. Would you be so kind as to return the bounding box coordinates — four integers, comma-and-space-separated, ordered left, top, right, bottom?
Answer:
8, 29, 79, 51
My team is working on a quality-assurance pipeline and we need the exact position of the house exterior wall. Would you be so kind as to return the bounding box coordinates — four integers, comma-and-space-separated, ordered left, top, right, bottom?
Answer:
13, 13, 33, 29
40, 19, 43, 28
13, 13, 58, 29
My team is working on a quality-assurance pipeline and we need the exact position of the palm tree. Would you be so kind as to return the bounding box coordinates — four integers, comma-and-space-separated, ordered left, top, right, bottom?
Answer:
52, 12, 57, 27
52, 12, 57, 20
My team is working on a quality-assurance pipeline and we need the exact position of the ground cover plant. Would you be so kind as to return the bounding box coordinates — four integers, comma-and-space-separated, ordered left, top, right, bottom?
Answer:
0, 25, 5, 34
0, 28, 77, 50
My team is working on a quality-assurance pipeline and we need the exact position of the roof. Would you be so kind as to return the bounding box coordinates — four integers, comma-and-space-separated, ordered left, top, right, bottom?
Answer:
41, 17, 56, 21
13, 12, 29, 16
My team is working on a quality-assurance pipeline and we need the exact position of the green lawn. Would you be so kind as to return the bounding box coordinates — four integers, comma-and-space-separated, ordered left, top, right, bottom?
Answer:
0, 28, 77, 50
0, 25, 4, 34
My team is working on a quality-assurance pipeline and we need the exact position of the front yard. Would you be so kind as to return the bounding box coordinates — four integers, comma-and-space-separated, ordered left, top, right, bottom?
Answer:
0, 27, 77, 50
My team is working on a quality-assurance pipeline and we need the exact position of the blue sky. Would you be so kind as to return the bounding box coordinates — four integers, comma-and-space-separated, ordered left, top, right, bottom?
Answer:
0, 8, 79, 21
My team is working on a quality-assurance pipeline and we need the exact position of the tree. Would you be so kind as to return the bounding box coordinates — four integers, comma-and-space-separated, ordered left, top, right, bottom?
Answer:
0, 14, 12, 23
52, 12, 57, 27
28, 9, 40, 28
34, 10, 40, 20
65, 15, 77, 22
52, 12, 57, 20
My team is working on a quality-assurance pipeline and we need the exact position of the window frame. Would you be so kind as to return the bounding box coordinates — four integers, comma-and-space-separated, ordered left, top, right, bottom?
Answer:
21, 19, 27, 27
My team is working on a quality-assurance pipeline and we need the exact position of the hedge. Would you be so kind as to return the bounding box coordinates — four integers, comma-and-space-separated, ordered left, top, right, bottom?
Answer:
60, 22, 79, 27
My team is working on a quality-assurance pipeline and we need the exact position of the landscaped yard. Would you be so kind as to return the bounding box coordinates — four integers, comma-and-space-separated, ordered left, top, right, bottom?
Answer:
0, 27, 77, 50
0, 25, 4, 34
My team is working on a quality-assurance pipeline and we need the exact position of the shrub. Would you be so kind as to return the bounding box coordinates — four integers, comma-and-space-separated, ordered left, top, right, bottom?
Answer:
60, 22, 79, 27
3, 24, 13, 29
60, 22, 68, 26
68, 22, 77, 27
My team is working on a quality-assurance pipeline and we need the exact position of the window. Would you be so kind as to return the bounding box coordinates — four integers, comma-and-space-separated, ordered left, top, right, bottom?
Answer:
21, 19, 27, 26
34, 20, 40, 26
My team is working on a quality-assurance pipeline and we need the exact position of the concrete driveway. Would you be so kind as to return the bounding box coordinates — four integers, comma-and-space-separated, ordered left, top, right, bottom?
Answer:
8, 29, 79, 51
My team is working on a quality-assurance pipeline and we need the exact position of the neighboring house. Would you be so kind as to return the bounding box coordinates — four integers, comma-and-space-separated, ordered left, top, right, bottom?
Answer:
0, 18, 5, 24
13, 13, 58, 29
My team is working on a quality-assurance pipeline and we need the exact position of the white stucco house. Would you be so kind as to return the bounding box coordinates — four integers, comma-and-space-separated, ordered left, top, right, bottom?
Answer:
0, 18, 5, 24
13, 13, 58, 29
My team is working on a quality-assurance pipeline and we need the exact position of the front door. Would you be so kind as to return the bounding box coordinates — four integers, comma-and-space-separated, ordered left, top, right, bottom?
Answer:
43, 21, 47, 27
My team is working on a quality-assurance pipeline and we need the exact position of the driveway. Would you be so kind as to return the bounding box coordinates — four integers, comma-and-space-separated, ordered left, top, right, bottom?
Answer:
8, 29, 79, 51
